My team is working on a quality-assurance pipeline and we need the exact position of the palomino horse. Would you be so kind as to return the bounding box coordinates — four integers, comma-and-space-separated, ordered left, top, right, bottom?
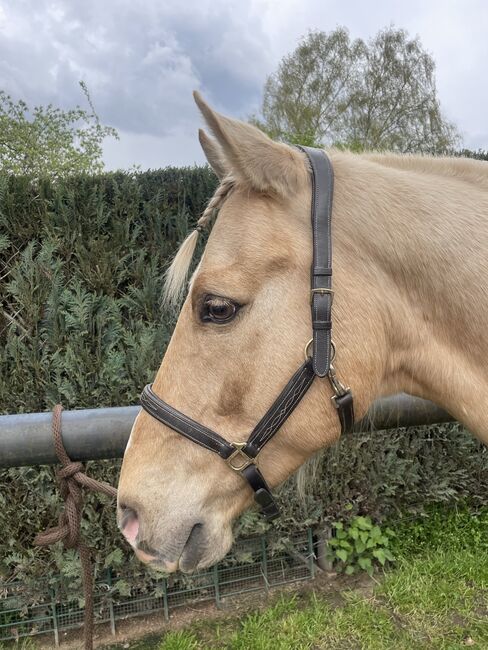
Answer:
118, 92, 488, 572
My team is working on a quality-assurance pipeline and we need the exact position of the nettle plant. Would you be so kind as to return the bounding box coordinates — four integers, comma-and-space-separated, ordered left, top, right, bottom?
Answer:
326, 516, 395, 576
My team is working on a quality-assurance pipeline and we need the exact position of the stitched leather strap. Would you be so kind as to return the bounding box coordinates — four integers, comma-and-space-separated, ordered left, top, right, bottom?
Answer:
297, 147, 355, 434
296, 146, 334, 378
140, 385, 235, 459
243, 360, 315, 458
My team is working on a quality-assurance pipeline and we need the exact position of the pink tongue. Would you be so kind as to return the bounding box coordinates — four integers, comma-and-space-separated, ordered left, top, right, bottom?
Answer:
123, 514, 139, 544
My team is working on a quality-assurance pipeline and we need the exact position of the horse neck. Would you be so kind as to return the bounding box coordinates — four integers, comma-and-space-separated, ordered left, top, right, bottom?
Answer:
330, 152, 488, 439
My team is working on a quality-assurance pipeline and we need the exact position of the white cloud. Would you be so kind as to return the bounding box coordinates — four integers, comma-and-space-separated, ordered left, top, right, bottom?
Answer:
103, 128, 206, 170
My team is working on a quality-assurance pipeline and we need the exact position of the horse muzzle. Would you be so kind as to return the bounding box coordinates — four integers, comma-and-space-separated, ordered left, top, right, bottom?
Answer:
117, 503, 227, 573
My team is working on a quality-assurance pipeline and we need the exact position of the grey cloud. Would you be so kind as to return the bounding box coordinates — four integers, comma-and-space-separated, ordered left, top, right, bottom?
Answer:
0, 0, 271, 139
0, 0, 486, 170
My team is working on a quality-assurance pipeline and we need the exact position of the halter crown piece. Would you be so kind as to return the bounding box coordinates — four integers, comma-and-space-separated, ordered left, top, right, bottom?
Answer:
140, 147, 355, 520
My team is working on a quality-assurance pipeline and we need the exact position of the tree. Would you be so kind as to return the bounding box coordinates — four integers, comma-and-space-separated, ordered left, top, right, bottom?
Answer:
255, 27, 459, 153
0, 81, 118, 177
456, 149, 488, 161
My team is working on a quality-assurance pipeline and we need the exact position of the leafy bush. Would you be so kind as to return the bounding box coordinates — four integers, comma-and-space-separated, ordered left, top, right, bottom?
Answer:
0, 167, 216, 412
0, 83, 118, 178
327, 517, 395, 575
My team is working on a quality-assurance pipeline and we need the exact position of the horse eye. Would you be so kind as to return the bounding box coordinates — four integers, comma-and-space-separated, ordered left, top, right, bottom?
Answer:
201, 296, 238, 324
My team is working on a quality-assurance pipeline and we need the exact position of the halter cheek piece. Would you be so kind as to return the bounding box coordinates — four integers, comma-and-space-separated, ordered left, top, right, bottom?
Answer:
140, 147, 355, 520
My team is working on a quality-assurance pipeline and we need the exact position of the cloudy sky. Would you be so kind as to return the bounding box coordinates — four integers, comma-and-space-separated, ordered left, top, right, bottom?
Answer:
0, 0, 486, 170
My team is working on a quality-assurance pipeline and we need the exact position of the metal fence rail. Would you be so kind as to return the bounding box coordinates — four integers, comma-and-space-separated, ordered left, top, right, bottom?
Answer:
0, 530, 316, 644
0, 395, 453, 468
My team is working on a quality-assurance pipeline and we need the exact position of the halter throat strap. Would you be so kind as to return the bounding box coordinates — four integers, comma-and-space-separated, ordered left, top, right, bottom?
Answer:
139, 148, 354, 520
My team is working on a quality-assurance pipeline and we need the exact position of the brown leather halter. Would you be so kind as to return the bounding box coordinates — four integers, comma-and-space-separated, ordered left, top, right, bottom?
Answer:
140, 147, 354, 520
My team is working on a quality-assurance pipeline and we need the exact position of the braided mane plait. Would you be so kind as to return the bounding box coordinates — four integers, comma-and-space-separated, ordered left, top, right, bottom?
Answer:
163, 175, 235, 307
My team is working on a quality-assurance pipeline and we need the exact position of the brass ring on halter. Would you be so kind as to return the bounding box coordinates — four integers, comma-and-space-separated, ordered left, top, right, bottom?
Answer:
304, 338, 336, 363
226, 442, 256, 472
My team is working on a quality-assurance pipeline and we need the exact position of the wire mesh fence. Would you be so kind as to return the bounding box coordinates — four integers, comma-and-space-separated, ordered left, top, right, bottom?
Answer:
0, 529, 317, 645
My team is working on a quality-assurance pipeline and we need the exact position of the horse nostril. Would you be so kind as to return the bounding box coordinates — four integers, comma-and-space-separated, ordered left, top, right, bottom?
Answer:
119, 506, 139, 544
179, 523, 205, 572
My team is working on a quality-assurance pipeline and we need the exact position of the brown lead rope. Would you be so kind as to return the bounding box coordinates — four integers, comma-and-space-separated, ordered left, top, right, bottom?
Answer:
34, 405, 118, 650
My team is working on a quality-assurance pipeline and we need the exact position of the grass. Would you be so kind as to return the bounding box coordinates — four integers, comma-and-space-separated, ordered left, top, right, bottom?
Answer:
106, 506, 488, 650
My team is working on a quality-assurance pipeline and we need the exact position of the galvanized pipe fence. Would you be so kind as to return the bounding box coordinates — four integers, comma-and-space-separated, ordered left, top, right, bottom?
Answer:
0, 394, 453, 468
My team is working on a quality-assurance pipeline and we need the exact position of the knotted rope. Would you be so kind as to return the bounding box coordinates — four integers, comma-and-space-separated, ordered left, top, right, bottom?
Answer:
34, 404, 118, 650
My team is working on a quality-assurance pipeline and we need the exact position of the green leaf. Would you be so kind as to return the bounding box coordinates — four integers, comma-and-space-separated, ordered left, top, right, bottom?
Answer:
104, 548, 124, 568
370, 526, 382, 539
345, 564, 355, 575
358, 557, 373, 571
360, 531, 369, 544
372, 549, 386, 565
338, 540, 353, 551
349, 526, 359, 540
114, 579, 131, 597
355, 516, 372, 531
336, 548, 349, 563
355, 540, 366, 554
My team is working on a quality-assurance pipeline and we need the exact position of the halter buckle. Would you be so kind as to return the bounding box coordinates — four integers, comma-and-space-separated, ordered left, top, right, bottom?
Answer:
310, 288, 334, 305
226, 442, 256, 472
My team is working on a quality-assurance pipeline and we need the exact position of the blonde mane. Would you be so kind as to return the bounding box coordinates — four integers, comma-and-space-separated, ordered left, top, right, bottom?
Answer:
363, 152, 488, 190
162, 175, 235, 307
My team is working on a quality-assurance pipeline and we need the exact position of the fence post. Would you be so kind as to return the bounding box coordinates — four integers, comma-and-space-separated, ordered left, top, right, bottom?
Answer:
162, 578, 169, 622
50, 588, 59, 647
106, 569, 116, 636
261, 537, 269, 591
315, 526, 334, 571
213, 564, 221, 608
307, 528, 316, 579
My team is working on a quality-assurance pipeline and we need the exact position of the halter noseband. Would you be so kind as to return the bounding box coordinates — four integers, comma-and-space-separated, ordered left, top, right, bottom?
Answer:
140, 147, 354, 520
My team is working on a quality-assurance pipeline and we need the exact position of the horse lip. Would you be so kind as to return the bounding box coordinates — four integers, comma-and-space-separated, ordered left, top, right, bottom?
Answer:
137, 523, 205, 573
135, 539, 183, 570
136, 539, 163, 559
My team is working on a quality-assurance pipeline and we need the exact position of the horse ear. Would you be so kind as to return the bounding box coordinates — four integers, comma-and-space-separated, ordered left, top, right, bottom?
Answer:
198, 129, 229, 180
193, 91, 308, 196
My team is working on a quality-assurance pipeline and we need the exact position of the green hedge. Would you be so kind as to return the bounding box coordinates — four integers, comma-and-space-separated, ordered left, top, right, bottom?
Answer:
0, 168, 217, 412
0, 161, 487, 599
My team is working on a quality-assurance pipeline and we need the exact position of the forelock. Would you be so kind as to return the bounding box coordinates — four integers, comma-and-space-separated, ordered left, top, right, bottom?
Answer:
162, 176, 236, 308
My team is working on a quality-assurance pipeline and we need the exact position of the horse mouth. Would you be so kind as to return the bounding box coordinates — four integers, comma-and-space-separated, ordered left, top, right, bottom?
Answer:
135, 523, 206, 573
